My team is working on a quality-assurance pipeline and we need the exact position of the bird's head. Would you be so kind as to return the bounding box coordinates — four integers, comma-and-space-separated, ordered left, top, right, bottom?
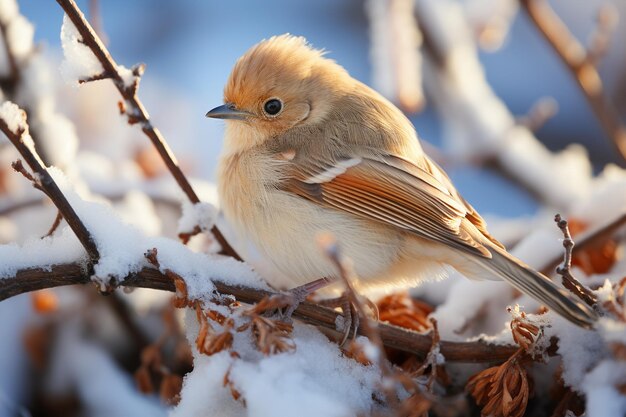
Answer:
207, 34, 351, 151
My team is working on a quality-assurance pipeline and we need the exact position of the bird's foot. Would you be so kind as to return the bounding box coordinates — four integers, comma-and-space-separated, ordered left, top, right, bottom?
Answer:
317, 293, 379, 346
263, 277, 335, 323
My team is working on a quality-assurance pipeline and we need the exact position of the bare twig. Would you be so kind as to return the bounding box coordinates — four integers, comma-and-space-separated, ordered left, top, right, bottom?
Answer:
554, 214, 598, 307
0, 109, 99, 262
520, 0, 626, 161
55, 0, 241, 260
43, 210, 63, 238
540, 212, 626, 275
413, 318, 443, 392
0, 262, 519, 363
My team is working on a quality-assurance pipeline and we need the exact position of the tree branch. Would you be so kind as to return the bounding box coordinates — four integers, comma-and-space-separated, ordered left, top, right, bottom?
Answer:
520, 0, 626, 161
553, 214, 598, 307
55, 0, 241, 261
0, 262, 518, 363
0, 110, 99, 262
540, 212, 626, 275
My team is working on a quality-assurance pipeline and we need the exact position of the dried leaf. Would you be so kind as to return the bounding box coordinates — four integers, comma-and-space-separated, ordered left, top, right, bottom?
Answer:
377, 292, 433, 332
249, 316, 295, 355
466, 351, 531, 417
224, 368, 242, 402
206, 309, 228, 325
134, 366, 154, 394
511, 317, 539, 352
160, 374, 183, 405
171, 275, 189, 308
195, 304, 234, 356
569, 218, 618, 275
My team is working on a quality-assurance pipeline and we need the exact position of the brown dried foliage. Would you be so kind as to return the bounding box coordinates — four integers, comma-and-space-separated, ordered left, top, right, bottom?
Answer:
160, 374, 183, 405
195, 304, 234, 356
377, 292, 433, 332
509, 311, 540, 353
239, 315, 295, 356
133, 309, 189, 404
568, 218, 618, 275
466, 350, 531, 417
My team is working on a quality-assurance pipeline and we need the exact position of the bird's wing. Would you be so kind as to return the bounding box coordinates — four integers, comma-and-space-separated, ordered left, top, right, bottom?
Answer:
281, 153, 492, 258
420, 155, 505, 250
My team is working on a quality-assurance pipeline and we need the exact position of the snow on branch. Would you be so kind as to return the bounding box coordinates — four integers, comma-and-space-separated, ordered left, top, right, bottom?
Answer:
55, 0, 240, 260
0, 101, 99, 262
0, 261, 519, 363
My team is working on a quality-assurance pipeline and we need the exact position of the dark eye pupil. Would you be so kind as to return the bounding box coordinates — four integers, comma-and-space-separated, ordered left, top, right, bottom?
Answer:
264, 99, 282, 115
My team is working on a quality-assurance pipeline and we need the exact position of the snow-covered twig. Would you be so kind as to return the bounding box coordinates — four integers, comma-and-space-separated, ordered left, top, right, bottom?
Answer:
520, 0, 626, 161
0, 262, 520, 363
0, 102, 99, 262
554, 214, 598, 307
55, 0, 241, 260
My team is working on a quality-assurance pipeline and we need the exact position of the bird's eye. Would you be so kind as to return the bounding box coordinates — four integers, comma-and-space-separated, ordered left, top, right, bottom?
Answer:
263, 98, 283, 116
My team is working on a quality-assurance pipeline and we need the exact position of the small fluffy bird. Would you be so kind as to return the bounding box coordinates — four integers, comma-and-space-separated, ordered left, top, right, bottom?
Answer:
207, 35, 596, 328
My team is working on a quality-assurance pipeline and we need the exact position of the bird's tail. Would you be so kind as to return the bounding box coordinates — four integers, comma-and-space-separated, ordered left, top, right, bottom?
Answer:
462, 225, 598, 328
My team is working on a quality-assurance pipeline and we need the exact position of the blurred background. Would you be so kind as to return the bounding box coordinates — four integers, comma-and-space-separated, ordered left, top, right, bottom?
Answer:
20, 0, 626, 217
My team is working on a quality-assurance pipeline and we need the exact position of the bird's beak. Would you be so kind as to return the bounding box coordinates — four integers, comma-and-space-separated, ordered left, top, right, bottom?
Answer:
205, 103, 251, 120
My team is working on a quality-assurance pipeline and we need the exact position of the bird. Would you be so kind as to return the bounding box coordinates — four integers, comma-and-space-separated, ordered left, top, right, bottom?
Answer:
206, 34, 597, 329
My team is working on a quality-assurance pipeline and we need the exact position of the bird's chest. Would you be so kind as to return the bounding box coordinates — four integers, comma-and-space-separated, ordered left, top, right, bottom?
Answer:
217, 151, 293, 240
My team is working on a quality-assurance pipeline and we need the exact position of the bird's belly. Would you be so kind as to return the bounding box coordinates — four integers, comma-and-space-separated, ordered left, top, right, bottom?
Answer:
225, 189, 405, 289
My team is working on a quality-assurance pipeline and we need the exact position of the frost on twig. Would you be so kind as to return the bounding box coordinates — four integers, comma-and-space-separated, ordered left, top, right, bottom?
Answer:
0, 101, 99, 262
